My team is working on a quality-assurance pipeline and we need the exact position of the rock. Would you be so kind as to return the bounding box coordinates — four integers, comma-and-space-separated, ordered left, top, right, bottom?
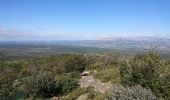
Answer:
80, 71, 90, 76
51, 96, 59, 100
79, 75, 113, 93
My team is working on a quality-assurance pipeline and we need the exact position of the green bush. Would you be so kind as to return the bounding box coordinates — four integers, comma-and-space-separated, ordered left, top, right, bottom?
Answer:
23, 72, 78, 98
0, 62, 19, 98
55, 75, 78, 95
87, 62, 103, 71
120, 52, 170, 99
94, 68, 120, 84
23, 70, 57, 97
65, 55, 87, 73
130, 53, 160, 84
64, 87, 91, 100
1, 53, 169, 99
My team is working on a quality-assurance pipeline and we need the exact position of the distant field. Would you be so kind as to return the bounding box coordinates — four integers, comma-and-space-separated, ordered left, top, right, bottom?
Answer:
0, 42, 170, 60
0, 44, 109, 60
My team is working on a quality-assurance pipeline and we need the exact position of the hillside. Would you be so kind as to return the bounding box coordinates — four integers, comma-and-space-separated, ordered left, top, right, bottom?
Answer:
0, 52, 169, 100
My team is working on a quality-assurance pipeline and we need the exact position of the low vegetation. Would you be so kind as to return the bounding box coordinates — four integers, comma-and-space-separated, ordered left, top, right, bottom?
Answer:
120, 52, 170, 99
93, 68, 120, 84
0, 51, 170, 99
106, 85, 157, 100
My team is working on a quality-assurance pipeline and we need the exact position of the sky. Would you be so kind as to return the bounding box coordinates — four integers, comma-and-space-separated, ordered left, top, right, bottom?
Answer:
0, 0, 170, 41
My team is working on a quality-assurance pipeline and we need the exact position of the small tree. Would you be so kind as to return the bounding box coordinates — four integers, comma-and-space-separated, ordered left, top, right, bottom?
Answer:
23, 70, 57, 97
65, 55, 87, 73
120, 52, 170, 99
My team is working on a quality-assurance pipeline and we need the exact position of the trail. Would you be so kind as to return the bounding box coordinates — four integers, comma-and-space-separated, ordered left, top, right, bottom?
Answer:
79, 75, 113, 93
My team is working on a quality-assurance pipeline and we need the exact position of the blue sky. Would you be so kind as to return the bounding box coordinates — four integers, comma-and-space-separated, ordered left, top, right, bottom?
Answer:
0, 0, 170, 40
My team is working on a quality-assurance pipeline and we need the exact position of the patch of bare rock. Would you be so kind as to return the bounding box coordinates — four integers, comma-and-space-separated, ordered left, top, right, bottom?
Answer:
79, 75, 113, 93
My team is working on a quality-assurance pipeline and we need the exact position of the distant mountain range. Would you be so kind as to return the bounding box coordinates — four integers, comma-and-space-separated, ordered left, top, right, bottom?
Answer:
0, 36, 170, 51
0, 36, 170, 59
50, 37, 170, 51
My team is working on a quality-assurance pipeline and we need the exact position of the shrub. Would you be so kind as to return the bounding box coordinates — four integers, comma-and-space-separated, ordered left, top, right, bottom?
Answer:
65, 55, 87, 73
23, 70, 57, 97
0, 64, 18, 98
55, 75, 78, 95
106, 85, 157, 100
119, 60, 132, 85
130, 53, 160, 85
23, 71, 79, 98
94, 68, 120, 84
120, 52, 170, 99
64, 87, 91, 100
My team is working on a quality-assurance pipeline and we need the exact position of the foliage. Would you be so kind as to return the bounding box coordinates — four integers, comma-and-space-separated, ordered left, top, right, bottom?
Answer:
0, 61, 26, 98
65, 55, 88, 73
0, 54, 87, 99
23, 70, 57, 97
120, 52, 170, 99
64, 87, 92, 100
87, 90, 106, 100
105, 85, 157, 100
55, 75, 78, 95
23, 71, 79, 98
0, 53, 170, 99
94, 68, 120, 84
87, 62, 103, 71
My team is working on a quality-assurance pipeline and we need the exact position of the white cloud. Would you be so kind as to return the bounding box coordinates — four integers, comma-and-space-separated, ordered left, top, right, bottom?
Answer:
0, 26, 40, 40
0, 26, 84, 41
160, 33, 167, 37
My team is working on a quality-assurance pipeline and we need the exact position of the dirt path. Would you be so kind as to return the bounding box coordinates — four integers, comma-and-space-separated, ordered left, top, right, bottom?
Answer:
79, 75, 113, 93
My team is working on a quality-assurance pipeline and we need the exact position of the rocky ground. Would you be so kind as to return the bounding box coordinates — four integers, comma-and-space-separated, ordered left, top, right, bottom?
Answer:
76, 75, 113, 100
79, 75, 113, 93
